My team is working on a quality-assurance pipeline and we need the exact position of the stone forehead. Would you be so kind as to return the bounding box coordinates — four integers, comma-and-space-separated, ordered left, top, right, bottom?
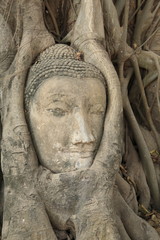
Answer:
25, 44, 106, 110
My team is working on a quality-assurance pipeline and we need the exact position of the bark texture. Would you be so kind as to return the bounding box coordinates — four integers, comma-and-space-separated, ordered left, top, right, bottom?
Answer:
0, 0, 160, 239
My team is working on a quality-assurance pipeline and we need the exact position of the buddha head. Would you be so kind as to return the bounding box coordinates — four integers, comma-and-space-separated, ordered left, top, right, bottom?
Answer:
25, 44, 107, 173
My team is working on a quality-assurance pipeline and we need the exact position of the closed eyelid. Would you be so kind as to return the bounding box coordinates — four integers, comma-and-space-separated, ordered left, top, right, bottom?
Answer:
46, 107, 67, 117
45, 100, 66, 108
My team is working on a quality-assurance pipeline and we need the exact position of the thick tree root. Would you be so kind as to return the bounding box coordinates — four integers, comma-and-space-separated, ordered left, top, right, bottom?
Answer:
125, 137, 151, 208
114, 188, 160, 240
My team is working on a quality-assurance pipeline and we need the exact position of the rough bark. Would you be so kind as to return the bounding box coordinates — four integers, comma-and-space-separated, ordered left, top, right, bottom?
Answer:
0, 0, 160, 239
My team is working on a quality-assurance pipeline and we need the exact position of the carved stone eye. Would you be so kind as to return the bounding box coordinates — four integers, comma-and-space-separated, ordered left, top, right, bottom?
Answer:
47, 108, 67, 117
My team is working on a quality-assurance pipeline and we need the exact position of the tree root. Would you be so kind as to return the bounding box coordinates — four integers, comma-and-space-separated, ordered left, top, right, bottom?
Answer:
1, 0, 160, 239
123, 95, 160, 210
116, 173, 138, 213
0, 13, 15, 74
115, 0, 125, 18
125, 137, 150, 208
133, 0, 157, 46
114, 188, 160, 240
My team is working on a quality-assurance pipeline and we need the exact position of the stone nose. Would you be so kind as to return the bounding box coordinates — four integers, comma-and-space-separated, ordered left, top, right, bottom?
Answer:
71, 111, 95, 145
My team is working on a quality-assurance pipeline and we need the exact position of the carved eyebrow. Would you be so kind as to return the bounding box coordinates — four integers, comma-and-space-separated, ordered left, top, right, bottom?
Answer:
47, 93, 68, 101
46, 93, 75, 106
49, 93, 66, 98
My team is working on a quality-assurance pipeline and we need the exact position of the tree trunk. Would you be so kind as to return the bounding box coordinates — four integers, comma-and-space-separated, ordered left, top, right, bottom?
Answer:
0, 0, 160, 239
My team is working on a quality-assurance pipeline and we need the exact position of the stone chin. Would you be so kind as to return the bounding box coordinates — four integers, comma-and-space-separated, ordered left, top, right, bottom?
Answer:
74, 156, 93, 169
69, 151, 94, 170
39, 151, 95, 173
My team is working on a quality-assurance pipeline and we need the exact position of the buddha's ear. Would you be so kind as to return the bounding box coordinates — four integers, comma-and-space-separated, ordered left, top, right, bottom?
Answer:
71, 0, 123, 176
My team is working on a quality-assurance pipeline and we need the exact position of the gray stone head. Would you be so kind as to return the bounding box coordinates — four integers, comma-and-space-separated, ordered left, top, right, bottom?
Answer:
25, 44, 107, 173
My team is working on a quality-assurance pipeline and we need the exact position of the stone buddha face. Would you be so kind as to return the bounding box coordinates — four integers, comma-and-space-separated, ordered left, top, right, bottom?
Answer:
28, 75, 106, 173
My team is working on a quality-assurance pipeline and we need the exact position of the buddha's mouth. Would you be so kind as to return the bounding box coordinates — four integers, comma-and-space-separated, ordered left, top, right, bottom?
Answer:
66, 151, 95, 159
60, 151, 94, 169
